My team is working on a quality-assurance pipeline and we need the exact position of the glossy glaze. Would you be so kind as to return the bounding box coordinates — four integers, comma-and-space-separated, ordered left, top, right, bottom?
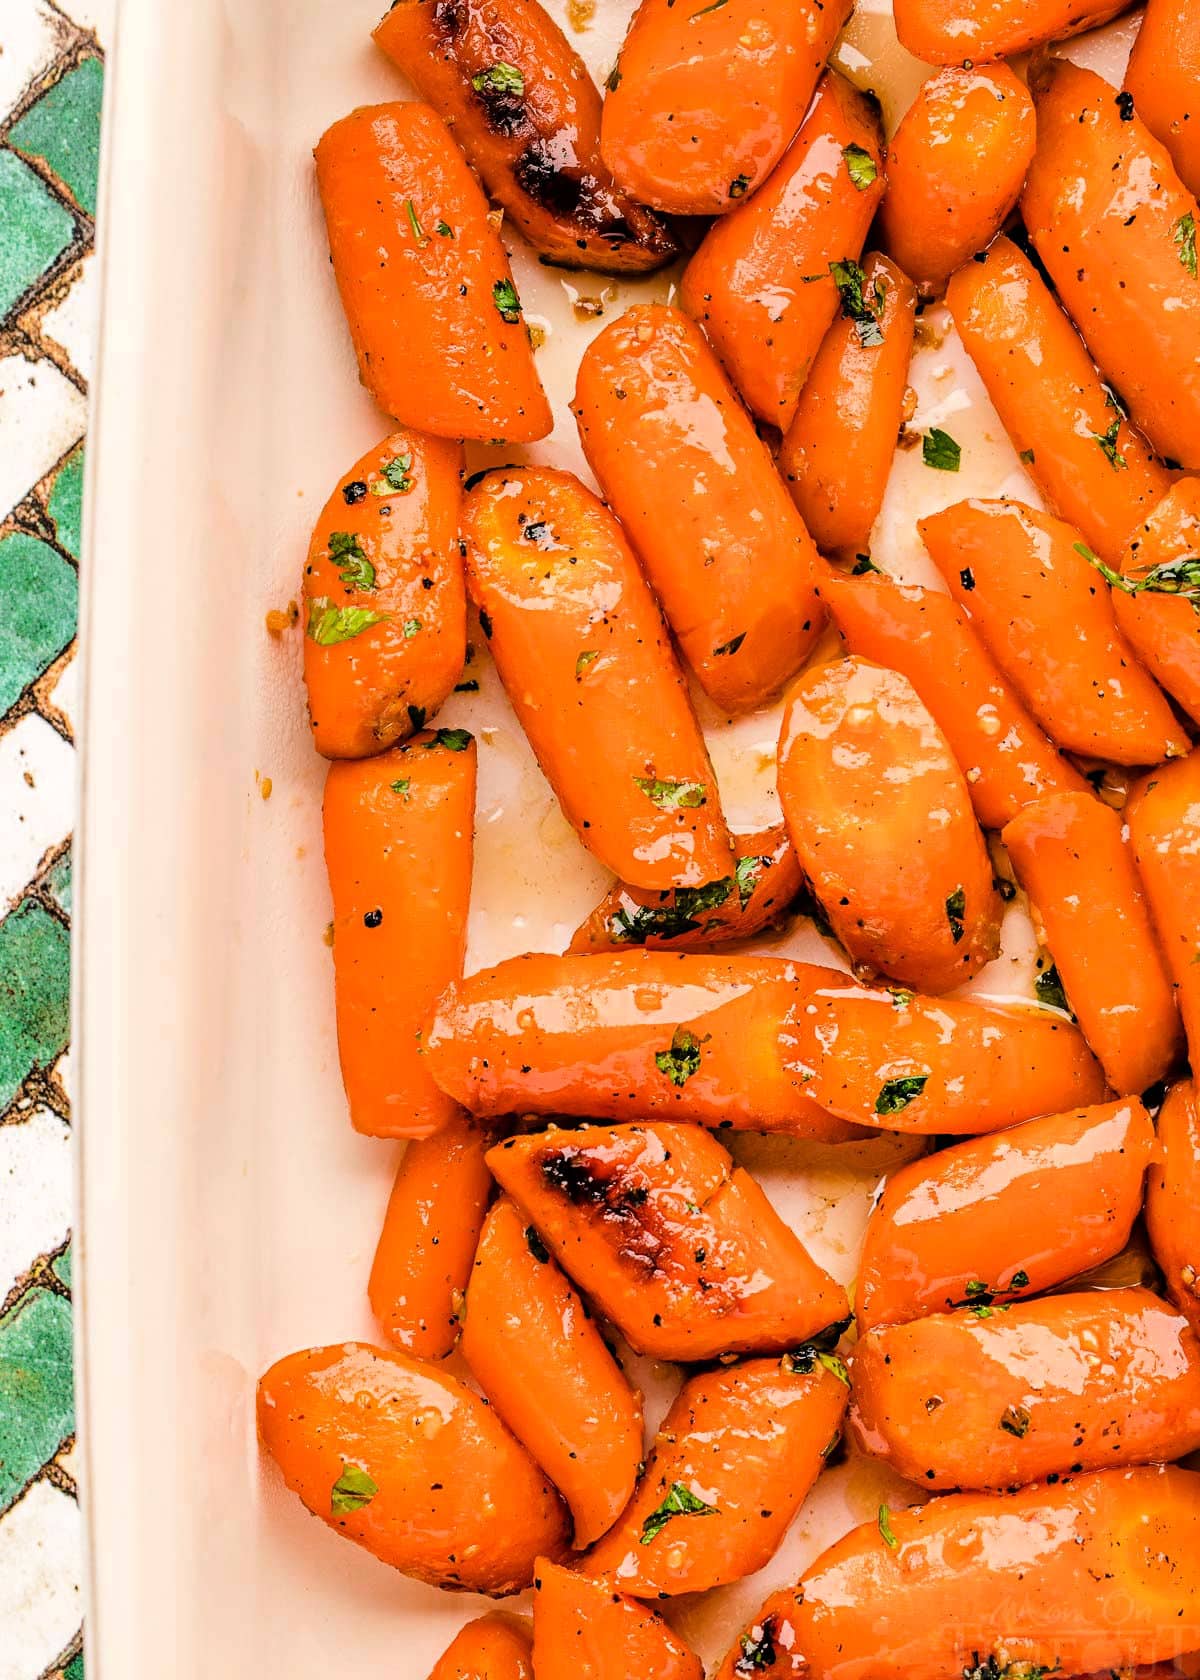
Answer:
532, 1558, 703, 1680
1128, 755, 1200, 1064
1124, 0, 1200, 199
427, 1614, 533, 1680
1115, 480, 1200, 727
893, 0, 1129, 63
1146, 1080, 1200, 1337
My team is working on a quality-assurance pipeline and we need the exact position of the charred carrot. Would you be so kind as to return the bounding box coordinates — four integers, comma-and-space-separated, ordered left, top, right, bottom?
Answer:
1112, 479, 1200, 727
427, 1615, 533, 1680
532, 1558, 702, 1680
1128, 755, 1200, 1062
893, 0, 1129, 64
1124, 0, 1200, 200
1146, 1080, 1200, 1337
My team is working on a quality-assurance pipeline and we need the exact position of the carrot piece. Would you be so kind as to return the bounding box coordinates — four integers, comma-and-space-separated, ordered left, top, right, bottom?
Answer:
324, 729, 474, 1139
1128, 755, 1200, 1063
920, 498, 1188, 765
820, 569, 1086, 830
572, 303, 826, 711
256, 1342, 569, 1594
1146, 1080, 1200, 1337
1124, 0, 1200, 199
372, 0, 674, 275
1113, 480, 1200, 727
777, 657, 1001, 993
893, 0, 1129, 63
1023, 61, 1200, 473
460, 466, 733, 891
427, 1615, 532, 1680
598, 0, 852, 218
314, 103, 550, 442
679, 73, 886, 430
368, 1112, 494, 1357
460, 1197, 642, 1551
947, 237, 1170, 565
532, 1558, 702, 1680
778, 254, 917, 556
857, 1098, 1156, 1333
584, 1353, 848, 1596
486, 1122, 850, 1361
1002, 792, 1182, 1094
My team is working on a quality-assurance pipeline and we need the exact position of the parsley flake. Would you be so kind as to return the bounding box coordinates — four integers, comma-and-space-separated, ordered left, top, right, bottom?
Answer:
639, 1481, 718, 1545
878, 1504, 899, 1549
575, 649, 600, 679
1093, 416, 1128, 472
735, 854, 764, 908
328, 531, 375, 592
655, 1026, 707, 1086
373, 454, 414, 495
610, 877, 733, 944
306, 597, 389, 646
403, 618, 422, 638
405, 199, 427, 247
923, 428, 961, 471
428, 728, 472, 752
493, 278, 523, 323
634, 776, 707, 810
1174, 211, 1197, 279
331, 1463, 377, 1515
843, 142, 878, 190
830, 258, 887, 346
945, 885, 966, 944
390, 778, 411, 798
1035, 963, 1071, 1014
472, 62, 524, 97
735, 1618, 779, 1673
875, 1074, 928, 1115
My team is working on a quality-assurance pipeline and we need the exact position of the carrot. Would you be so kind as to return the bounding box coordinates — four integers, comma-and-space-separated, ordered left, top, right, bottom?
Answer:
1023, 61, 1200, 473
302, 431, 465, 760
460, 466, 733, 891
532, 1558, 702, 1680
598, 0, 852, 218
778, 254, 917, 556
820, 569, 1086, 830
373, 0, 674, 274
856, 1098, 1156, 1333
323, 729, 474, 1139
572, 304, 826, 711
777, 657, 1001, 993
427, 1615, 533, 1680
367, 1112, 493, 1358
486, 1122, 849, 1361
1128, 755, 1200, 1063
920, 498, 1188, 765
583, 1353, 848, 1596
256, 1342, 569, 1593
893, 0, 1130, 64
460, 1197, 642, 1551
679, 73, 886, 430
314, 103, 551, 441
1146, 1080, 1200, 1337
947, 237, 1170, 566
1112, 479, 1200, 727
1002, 792, 1182, 1094
1124, 0, 1200, 199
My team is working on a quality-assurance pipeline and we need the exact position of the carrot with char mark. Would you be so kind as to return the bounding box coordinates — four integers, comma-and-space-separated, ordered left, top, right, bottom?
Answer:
1146, 1080, 1200, 1338
532, 1559, 702, 1680
426, 1615, 532, 1680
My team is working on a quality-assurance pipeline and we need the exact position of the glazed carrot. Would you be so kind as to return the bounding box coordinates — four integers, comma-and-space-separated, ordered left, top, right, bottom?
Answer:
1128, 755, 1200, 1061
324, 729, 474, 1138
1002, 792, 1182, 1094
921, 499, 1188, 764
460, 466, 733, 891
856, 1098, 1156, 1332
486, 1122, 850, 1361
427, 1615, 532, 1680
782, 976, 1106, 1134
584, 1353, 849, 1596
777, 657, 1001, 993
947, 237, 1170, 565
256, 1342, 569, 1593
680, 73, 886, 430
367, 1111, 493, 1357
573, 304, 826, 711
302, 431, 466, 760
778, 254, 917, 556
879, 67, 1035, 295
460, 1197, 642, 1551
1112, 480, 1200, 727
532, 1559, 702, 1680
1146, 1080, 1200, 1337
599, 0, 852, 218
893, 0, 1129, 64
373, 0, 674, 274
1124, 0, 1200, 199
314, 103, 550, 441
1023, 61, 1200, 473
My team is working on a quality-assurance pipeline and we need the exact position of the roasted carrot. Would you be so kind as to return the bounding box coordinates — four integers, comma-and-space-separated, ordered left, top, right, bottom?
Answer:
947, 237, 1170, 566
1002, 792, 1182, 1094
572, 304, 826, 711
460, 466, 733, 891
1112, 479, 1200, 727
256, 1342, 569, 1593
856, 1098, 1156, 1332
1023, 61, 1200, 473
680, 73, 886, 430
777, 657, 1001, 993
373, 0, 674, 274
584, 1352, 848, 1596
314, 103, 550, 441
893, 0, 1129, 64
368, 1112, 493, 1357
1128, 755, 1200, 1061
461, 1197, 642, 1551
598, 0, 852, 218
324, 729, 474, 1139
427, 1615, 533, 1680
486, 1122, 850, 1361
921, 499, 1187, 765
778, 254, 917, 556
532, 1559, 702, 1680
1146, 1080, 1200, 1337
1124, 0, 1200, 200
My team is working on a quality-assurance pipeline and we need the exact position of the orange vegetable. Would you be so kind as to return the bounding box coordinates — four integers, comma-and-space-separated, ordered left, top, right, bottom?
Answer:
1128, 755, 1200, 1062
460, 466, 733, 891
680, 73, 886, 429
427, 1615, 533, 1680
461, 1197, 642, 1550
1124, 0, 1200, 199
856, 1098, 1156, 1332
1002, 792, 1182, 1094
486, 1122, 849, 1361
947, 237, 1170, 566
573, 304, 825, 711
1113, 479, 1200, 727
893, 0, 1129, 64
920, 499, 1187, 765
1146, 1080, 1200, 1337
314, 103, 550, 441
778, 253, 917, 555
598, 0, 852, 217
584, 1353, 848, 1596
323, 729, 474, 1138
532, 1559, 702, 1680
256, 1342, 569, 1593
777, 657, 1001, 993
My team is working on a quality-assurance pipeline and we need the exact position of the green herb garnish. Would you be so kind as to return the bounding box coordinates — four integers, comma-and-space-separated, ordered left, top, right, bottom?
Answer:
427, 727, 472, 752
654, 1027, 707, 1087
492, 278, 523, 323
1174, 210, 1197, 278
830, 258, 887, 347
843, 142, 878, 190
612, 877, 733, 944
878, 1504, 899, 1549
639, 1481, 718, 1545
945, 885, 966, 944
405, 199, 427, 246
1093, 416, 1128, 472
306, 597, 389, 646
472, 62, 524, 96
923, 428, 961, 471
1035, 962, 1071, 1014
328, 531, 375, 592
331, 1464, 377, 1515
634, 776, 707, 810
875, 1074, 928, 1115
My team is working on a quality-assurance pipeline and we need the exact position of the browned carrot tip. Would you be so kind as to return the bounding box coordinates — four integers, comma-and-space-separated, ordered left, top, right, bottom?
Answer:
533, 1557, 703, 1680
1113, 479, 1200, 728
1146, 1080, 1200, 1338
893, 0, 1128, 63
1124, 0, 1200, 200
426, 1614, 533, 1680
1128, 755, 1200, 1066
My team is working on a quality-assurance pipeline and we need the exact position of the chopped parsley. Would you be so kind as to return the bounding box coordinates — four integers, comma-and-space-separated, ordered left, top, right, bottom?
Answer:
390, 778, 411, 798
1076, 538, 1200, 607
575, 649, 600, 679
492, 278, 523, 323
878, 1504, 899, 1549
735, 853, 764, 908
634, 776, 707, 810
435, 219, 454, 238
306, 597, 389, 646
331, 1463, 377, 1515
735, 1618, 779, 1673
1174, 211, 1197, 279
843, 142, 878, 190
403, 618, 422, 638
783, 1344, 850, 1386
875, 1074, 928, 1115
639, 1481, 718, 1545
945, 885, 966, 944
923, 428, 961, 471
1000, 1404, 1032, 1438
472, 62, 524, 97
830, 258, 887, 347
328, 531, 375, 592
612, 876, 733, 943
655, 1026, 707, 1086
428, 727, 472, 752
374, 454, 414, 494
852, 553, 882, 574
1035, 962, 1071, 1014
1093, 416, 1128, 472
405, 199, 427, 247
